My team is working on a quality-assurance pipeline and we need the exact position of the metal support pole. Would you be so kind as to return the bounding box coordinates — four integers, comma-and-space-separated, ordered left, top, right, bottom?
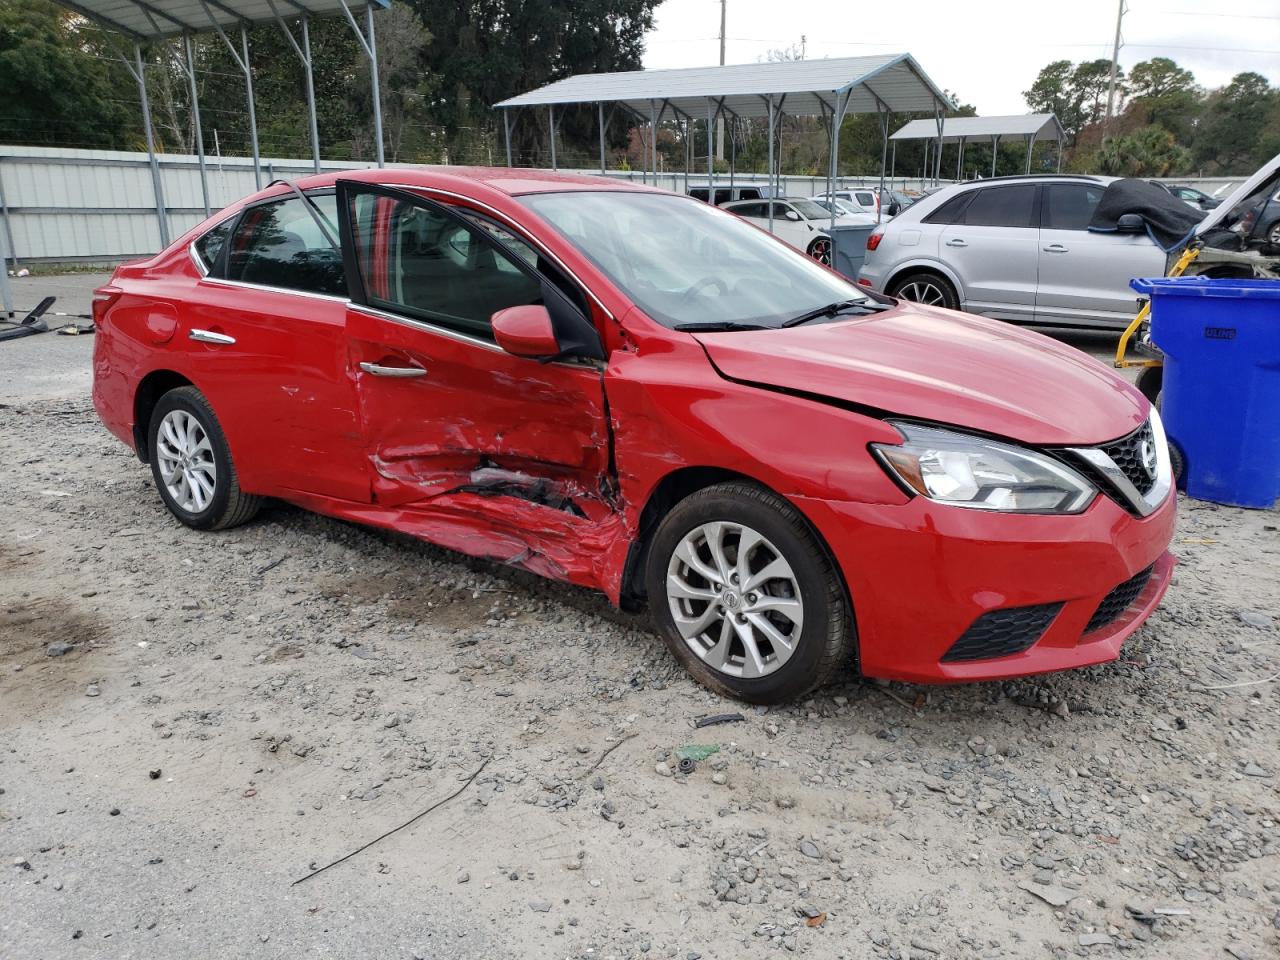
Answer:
682, 118, 690, 194
878, 107, 890, 224
729, 118, 735, 195
598, 102, 607, 174
503, 109, 513, 167
548, 105, 557, 170
649, 100, 657, 186
129, 42, 170, 248
706, 99, 714, 201
767, 95, 775, 234
0, 252, 12, 318
366, 3, 384, 166
0, 174, 13, 314
301, 18, 321, 172
1025, 134, 1034, 174
0, 161, 17, 270
183, 33, 210, 217
1057, 138, 1063, 172
242, 26, 261, 188
991, 135, 999, 178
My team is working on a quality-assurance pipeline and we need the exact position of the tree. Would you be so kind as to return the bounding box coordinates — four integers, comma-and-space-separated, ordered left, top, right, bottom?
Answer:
1126, 58, 1199, 137
0, 1, 136, 149
1024, 58, 1122, 144
1192, 72, 1278, 173
1097, 125, 1189, 177
1128, 58, 1195, 100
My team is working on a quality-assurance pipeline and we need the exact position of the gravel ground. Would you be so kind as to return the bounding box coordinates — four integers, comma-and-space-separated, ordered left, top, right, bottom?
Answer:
2, 274, 1278, 960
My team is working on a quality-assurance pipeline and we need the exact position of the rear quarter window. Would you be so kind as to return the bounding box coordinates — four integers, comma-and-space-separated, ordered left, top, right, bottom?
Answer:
922, 192, 974, 225
193, 217, 233, 272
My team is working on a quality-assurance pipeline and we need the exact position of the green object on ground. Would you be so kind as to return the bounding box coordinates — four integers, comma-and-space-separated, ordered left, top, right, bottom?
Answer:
676, 744, 720, 761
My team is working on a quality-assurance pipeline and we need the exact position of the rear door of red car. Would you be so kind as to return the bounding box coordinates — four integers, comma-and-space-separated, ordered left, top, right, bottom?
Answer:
187, 191, 370, 502
334, 182, 616, 581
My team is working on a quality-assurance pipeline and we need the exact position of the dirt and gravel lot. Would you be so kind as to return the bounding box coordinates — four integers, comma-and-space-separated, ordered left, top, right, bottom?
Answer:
2, 273, 1278, 960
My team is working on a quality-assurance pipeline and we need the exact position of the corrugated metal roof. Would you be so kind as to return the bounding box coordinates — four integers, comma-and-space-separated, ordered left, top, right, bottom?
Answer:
890, 114, 1065, 143
495, 54, 954, 120
57, 0, 388, 41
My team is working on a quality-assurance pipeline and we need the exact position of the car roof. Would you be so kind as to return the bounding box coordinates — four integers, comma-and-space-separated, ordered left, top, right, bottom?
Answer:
278, 165, 665, 199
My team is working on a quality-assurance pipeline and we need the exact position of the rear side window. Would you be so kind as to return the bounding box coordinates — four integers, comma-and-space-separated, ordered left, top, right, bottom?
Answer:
348, 193, 542, 342
226, 194, 345, 296
689, 188, 709, 202
193, 218, 232, 271
1043, 184, 1106, 230
923, 192, 974, 225
713, 189, 731, 205
959, 185, 1037, 227
732, 202, 767, 218
737, 188, 761, 201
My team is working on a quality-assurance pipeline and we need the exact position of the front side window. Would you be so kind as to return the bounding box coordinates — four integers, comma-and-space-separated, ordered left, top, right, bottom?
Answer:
521, 191, 868, 330
348, 193, 542, 342
194, 217, 232, 271
960, 185, 1037, 228
1043, 184, 1106, 230
226, 194, 344, 295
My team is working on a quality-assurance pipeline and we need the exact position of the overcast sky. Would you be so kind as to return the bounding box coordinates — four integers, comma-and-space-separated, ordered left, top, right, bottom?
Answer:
642, 0, 1280, 114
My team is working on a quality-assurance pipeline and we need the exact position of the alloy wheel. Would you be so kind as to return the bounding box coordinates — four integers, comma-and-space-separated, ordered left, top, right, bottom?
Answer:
665, 521, 804, 679
155, 409, 217, 513
1269, 223, 1280, 246
897, 279, 947, 305
808, 238, 832, 266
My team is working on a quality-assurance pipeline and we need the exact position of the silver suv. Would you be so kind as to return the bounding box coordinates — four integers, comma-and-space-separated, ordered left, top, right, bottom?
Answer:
857, 175, 1169, 330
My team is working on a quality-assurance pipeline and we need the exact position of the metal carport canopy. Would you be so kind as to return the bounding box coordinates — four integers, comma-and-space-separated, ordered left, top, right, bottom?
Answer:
495, 53, 953, 119
58, 0, 386, 40
889, 114, 1065, 143
889, 113, 1065, 176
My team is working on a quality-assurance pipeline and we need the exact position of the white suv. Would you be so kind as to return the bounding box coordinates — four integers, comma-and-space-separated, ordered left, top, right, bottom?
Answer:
857, 175, 1172, 330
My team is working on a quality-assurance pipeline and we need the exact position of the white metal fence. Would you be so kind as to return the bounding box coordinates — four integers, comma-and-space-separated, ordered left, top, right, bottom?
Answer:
0, 144, 1249, 267
0, 144, 943, 266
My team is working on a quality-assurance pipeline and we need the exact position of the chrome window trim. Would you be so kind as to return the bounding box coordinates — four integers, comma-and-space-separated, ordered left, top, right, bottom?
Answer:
1066, 409, 1172, 517
348, 302, 504, 354
198, 273, 351, 304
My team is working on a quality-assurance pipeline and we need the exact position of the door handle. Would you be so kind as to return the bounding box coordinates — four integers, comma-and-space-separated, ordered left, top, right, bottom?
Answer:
1042, 244, 1069, 253
359, 361, 427, 378
189, 328, 235, 345
944, 239, 968, 248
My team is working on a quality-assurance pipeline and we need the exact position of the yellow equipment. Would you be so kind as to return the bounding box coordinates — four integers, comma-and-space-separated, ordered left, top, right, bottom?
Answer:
1114, 246, 1201, 370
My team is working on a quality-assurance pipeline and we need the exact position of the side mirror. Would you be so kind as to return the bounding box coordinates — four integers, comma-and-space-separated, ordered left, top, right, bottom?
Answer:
491, 305, 560, 360
1116, 213, 1145, 234
784, 210, 802, 222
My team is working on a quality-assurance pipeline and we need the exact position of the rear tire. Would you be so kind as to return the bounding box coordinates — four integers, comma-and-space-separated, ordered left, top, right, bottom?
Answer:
645, 482, 852, 705
806, 236, 833, 266
148, 386, 261, 531
889, 271, 959, 310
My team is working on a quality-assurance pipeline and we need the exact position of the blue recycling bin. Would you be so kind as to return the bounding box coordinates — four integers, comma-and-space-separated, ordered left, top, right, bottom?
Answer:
1131, 276, 1280, 509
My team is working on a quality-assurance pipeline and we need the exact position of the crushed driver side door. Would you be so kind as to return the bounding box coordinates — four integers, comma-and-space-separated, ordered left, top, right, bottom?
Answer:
335, 181, 623, 589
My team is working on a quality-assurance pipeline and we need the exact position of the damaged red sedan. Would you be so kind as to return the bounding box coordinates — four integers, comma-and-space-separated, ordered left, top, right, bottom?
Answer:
92, 168, 1176, 703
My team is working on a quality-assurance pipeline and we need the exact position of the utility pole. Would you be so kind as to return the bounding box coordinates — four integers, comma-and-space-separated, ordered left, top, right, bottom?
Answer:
1103, 0, 1125, 132
716, 0, 726, 162
799, 34, 806, 60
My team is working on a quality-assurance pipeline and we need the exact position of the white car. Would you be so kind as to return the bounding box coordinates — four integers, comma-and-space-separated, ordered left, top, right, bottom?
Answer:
722, 197, 856, 264
816, 188, 883, 218
811, 196, 877, 222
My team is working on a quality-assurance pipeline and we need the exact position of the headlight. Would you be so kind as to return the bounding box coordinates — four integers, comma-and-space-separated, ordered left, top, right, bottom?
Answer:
872, 422, 1096, 514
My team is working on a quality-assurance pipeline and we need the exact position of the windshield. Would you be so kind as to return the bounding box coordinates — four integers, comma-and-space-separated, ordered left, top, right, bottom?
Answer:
813, 198, 856, 216
789, 198, 833, 220
520, 191, 867, 329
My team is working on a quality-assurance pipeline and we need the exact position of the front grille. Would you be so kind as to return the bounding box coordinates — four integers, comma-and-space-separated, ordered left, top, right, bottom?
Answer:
941, 603, 1063, 663
1085, 565, 1154, 634
1100, 420, 1157, 496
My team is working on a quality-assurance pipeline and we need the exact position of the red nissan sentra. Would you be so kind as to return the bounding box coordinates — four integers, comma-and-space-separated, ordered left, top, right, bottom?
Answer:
92, 168, 1176, 704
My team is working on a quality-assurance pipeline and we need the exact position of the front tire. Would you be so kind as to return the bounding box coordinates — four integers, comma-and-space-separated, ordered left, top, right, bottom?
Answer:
645, 482, 852, 704
148, 386, 261, 530
889, 271, 959, 310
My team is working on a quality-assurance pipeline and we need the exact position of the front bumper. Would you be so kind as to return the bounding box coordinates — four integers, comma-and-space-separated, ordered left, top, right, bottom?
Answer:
800, 488, 1176, 683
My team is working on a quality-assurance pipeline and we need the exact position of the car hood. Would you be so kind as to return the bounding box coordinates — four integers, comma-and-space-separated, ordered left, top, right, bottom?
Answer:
1195, 152, 1280, 235
694, 303, 1146, 446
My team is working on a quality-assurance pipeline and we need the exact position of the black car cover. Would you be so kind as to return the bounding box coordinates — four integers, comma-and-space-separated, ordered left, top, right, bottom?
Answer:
1088, 178, 1205, 252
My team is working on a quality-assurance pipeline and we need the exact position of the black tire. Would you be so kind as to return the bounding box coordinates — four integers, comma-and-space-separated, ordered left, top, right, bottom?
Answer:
644, 481, 853, 705
1136, 366, 1163, 405
148, 386, 262, 531
806, 236, 833, 266
889, 271, 960, 310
